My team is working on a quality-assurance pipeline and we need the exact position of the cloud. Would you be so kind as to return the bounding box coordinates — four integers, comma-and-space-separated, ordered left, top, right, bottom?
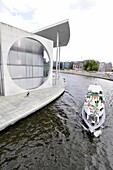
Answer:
1, 0, 30, 13
11, 9, 35, 20
0, 0, 69, 31
0, 0, 113, 63
69, 0, 96, 10
0, 0, 38, 31
0, 0, 37, 20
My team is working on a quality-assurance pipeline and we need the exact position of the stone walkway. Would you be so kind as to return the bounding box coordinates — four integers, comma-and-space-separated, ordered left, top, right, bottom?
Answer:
0, 78, 66, 131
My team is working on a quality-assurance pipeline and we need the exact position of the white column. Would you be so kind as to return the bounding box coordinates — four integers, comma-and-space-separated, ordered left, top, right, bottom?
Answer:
55, 31, 59, 83
58, 46, 61, 78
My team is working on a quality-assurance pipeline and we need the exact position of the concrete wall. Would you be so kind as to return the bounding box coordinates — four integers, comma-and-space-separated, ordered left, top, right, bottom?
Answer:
0, 22, 53, 96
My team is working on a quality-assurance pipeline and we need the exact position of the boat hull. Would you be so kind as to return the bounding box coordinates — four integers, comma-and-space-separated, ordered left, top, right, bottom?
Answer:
82, 104, 105, 133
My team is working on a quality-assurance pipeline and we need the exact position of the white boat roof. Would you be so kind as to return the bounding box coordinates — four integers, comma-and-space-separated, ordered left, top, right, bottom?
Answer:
33, 19, 70, 47
88, 85, 103, 93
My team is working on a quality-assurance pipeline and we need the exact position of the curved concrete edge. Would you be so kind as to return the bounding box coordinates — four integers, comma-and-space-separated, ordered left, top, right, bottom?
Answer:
0, 88, 65, 131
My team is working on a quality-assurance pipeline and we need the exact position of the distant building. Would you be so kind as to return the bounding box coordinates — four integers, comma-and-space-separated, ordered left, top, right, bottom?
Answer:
73, 61, 84, 71
99, 62, 112, 72
53, 61, 65, 70
60, 62, 65, 69
63, 62, 71, 69
99, 62, 106, 72
105, 62, 112, 72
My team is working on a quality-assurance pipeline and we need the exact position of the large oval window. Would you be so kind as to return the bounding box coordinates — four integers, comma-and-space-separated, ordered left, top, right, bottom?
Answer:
7, 37, 50, 90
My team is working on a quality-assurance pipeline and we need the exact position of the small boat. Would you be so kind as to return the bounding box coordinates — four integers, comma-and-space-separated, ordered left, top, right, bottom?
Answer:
82, 84, 105, 136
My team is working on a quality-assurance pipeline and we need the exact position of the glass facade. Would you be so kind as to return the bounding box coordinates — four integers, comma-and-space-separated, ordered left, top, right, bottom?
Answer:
7, 37, 50, 90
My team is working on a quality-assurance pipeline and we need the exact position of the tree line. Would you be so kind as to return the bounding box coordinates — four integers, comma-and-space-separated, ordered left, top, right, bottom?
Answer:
53, 60, 99, 71
84, 60, 99, 71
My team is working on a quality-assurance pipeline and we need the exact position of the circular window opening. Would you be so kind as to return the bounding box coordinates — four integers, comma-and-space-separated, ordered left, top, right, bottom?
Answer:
7, 37, 50, 90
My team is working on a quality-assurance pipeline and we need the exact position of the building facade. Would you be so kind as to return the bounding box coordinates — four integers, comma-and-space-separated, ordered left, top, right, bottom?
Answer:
99, 62, 106, 72
105, 62, 112, 72
73, 61, 84, 71
99, 62, 112, 72
0, 23, 53, 96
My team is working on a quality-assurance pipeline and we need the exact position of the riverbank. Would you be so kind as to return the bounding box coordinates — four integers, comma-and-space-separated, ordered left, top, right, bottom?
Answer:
59, 70, 113, 81
0, 77, 66, 131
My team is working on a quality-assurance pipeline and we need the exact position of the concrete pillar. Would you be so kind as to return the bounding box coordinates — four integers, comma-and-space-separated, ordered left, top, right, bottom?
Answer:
55, 31, 59, 83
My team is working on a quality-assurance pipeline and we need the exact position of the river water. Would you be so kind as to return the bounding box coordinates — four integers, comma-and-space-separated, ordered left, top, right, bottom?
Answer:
0, 73, 113, 170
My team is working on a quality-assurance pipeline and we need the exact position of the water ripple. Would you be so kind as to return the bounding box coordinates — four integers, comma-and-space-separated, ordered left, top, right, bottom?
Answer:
0, 73, 113, 169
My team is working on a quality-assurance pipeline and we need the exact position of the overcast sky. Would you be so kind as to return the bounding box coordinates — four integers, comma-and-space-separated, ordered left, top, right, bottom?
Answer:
0, 0, 113, 63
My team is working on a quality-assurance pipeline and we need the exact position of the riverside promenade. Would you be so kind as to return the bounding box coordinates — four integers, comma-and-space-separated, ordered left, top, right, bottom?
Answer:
60, 70, 113, 81
0, 77, 66, 131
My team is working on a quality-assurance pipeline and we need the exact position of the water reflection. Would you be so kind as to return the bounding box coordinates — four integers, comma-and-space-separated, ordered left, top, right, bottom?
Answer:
0, 98, 71, 169
0, 73, 113, 170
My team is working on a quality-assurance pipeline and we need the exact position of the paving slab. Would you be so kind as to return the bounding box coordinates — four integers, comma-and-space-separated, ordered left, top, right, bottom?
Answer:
0, 78, 66, 131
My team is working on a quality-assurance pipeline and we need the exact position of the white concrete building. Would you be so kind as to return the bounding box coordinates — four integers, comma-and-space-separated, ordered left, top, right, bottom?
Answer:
0, 20, 70, 96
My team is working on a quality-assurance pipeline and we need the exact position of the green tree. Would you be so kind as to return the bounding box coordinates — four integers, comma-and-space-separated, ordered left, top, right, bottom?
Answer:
84, 60, 99, 71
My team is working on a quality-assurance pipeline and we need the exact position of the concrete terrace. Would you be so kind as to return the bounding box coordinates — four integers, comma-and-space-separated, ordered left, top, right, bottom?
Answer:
0, 78, 66, 131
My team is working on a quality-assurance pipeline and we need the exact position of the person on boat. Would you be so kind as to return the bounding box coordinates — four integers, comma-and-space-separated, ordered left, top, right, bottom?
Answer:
100, 96, 105, 103
97, 98, 104, 116
90, 96, 95, 106
86, 108, 90, 120
95, 113, 99, 123
95, 100, 99, 107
